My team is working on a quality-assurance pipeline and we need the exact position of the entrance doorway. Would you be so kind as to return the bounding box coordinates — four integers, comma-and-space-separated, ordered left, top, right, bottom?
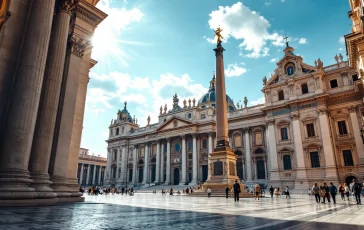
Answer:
202, 165, 208, 183
257, 160, 265, 179
345, 175, 357, 185
174, 168, 180, 185
151, 166, 156, 182
236, 160, 243, 180
138, 168, 143, 183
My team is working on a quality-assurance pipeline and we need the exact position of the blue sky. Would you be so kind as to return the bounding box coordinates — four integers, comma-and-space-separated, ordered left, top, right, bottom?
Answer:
84, 0, 351, 156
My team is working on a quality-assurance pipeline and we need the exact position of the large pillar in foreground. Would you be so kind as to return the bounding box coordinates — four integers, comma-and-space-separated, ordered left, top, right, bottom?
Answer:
29, 0, 75, 199
0, 0, 55, 203
205, 27, 239, 186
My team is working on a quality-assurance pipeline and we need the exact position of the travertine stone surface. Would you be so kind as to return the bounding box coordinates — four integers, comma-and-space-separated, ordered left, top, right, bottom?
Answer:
29, 8, 71, 199
0, 0, 55, 199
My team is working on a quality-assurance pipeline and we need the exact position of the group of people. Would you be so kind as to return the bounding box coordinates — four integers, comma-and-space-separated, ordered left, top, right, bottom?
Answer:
268, 186, 291, 198
80, 186, 134, 196
311, 179, 363, 204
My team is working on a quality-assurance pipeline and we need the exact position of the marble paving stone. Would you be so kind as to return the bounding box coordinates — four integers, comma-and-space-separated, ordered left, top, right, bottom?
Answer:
0, 194, 363, 229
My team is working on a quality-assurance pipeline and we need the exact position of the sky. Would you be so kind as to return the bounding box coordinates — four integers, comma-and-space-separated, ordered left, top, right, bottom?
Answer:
83, 0, 351, 157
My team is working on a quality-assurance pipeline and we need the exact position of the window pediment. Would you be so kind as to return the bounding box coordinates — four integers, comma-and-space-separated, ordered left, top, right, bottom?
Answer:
303, 143, 322, 153
302, 116, 317, 122
276, 120, 290, 127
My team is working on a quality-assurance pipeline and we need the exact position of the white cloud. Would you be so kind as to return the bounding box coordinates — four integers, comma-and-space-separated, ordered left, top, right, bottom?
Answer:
249, 96, 265, 105
339, 37, 345, 44
207, 2, 286, 58
120, 93, 147, 104
298, 38, 307, 44
264, 2, 272, 6
338, 47, 344, 51
86, 88, 115, 109
225, 64, 247, 77
270, 57, 278, 62
86, 105, 106, 117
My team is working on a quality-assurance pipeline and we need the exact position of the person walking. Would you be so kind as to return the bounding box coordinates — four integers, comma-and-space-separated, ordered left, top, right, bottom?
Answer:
285, 186, 291, 198
329, 182, 337, 204
339, 184, 345, 200
255, 184, 261, 200
207, 188, 211, 198
321, 182, 331, 204
233, 180, 240, 202
344, 183, 350, 201
312, 183, 320, 203
352, 179, 362, 205
225, 186, 230, 199
269, 186, 274, 198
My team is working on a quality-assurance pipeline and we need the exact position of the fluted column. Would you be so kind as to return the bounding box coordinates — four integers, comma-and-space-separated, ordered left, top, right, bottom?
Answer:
190, 134, 198, 185
120, 146, 127, 183
165, 139, 171, 184
207, 132, 213, 179
79, 164, 84, 184
0, 0, 55, 200
28, 0, 76, 199
143, 144, 149, 184
116, 147, 121, 180
160, 143, 165, 183
267, 120, 280, 182
132, 146, 137, 184
92, 165, 96, 185
291, 114, 307, 180
244, 128, 252, 181
179, 135, 187, 185
155, 141, 161, 184
97, 166, 102, 185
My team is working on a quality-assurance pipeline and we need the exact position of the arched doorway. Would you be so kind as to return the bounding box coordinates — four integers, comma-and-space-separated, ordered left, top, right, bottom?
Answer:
174, 168, 179, 185
345, 175, 357, 185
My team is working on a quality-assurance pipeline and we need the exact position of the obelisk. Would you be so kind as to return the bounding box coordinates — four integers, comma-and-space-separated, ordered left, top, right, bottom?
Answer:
205, 26, 239, 186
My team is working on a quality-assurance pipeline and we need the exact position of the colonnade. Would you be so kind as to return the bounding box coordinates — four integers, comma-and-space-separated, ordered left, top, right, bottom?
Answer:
78, 164, 105, 186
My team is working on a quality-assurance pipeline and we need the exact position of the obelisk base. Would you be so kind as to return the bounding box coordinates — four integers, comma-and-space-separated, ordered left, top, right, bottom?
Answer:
204, 146, 239, 186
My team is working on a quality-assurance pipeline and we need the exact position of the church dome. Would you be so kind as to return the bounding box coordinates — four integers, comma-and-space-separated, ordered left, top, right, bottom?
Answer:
119, 102, 133, 123
197, 74, 236, 111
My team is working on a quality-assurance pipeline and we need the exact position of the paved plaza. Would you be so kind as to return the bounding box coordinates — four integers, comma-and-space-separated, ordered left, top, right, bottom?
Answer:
0, 194, 363, 229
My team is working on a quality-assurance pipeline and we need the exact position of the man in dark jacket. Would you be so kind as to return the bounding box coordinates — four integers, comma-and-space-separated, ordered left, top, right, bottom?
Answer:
269, 186, 274, 198
329, 182, 337, 204
233, 180, 240, 202
321, 182, 331, 203
352, 179, 362, 205
225, 186, 230, 199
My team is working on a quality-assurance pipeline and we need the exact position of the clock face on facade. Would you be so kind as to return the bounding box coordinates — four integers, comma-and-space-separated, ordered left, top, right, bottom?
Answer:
286, 66, 294, 76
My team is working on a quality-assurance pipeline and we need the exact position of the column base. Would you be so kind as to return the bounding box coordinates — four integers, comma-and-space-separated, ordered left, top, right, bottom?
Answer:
30, 173, 57, 199
51, 175, 71, 197
56, 196, 85, 203
0, 198, 57, 207
0, 168, 36, 200
67, 177, 83, 197
179, 181, 186, 186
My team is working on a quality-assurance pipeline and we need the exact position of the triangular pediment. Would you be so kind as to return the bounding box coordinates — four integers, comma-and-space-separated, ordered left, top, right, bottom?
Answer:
156, 116, 194, 132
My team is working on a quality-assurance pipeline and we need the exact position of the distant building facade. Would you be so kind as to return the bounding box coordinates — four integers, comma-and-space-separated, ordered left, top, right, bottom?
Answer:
77, 148, 107, 187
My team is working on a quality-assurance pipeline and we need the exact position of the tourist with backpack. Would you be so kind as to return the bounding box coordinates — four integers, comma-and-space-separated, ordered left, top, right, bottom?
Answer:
352, 179, 362, 205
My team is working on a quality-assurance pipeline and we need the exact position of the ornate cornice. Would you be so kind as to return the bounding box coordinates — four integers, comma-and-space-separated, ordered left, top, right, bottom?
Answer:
59, 0, 78, 16
76, 4, 106, 27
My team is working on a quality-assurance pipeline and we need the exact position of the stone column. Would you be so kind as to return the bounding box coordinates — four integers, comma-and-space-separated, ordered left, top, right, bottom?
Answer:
180, 135, 187, 185
165, 139, 171, 184
348, 106, 364, 177
0, 0, 55, 201
143, 144, 149, 184
317, 108, 339, 182
244, 128, 252, 181
266, 120, 280, 182
155, 141, 161, 184
116, 147, 121, 180
121, 146, 127, 183
79, 164, 84, 184
207, 132, 213, 179
28, 0, 76, 199
291, 114, 308, 189
92, 165, 96, 185
160, 143, 165, 183
190, 134, 198, 185
264, 159, 268, 180
132, 146, 137, 184
85, 165, 90, 186
242, 160, 246, 181
98, 166, 102, 185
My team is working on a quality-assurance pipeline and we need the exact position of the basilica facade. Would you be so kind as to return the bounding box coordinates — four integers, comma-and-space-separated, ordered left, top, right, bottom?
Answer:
105, 42, 364, 191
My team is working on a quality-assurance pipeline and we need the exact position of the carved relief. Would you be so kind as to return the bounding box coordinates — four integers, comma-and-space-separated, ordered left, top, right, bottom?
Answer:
68, 36, 90, 58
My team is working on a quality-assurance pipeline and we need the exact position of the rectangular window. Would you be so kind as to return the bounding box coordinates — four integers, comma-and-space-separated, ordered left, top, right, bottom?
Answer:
343, 150, 354, 166
306, 123, 315, 137
200, 114, 206, 119
281, 128, 288, 140
337, 121, 348, 135
255, 132, 263, 145
352, 75, 359, 82
188, 141, 192, 151
187, 113, 192, 119
283, 155, 292, 170
330, 79, 338, 88
310, 152, 320, 168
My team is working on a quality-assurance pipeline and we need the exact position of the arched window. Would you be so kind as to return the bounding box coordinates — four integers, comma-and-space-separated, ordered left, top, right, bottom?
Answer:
278, 90, 284, 101
255, 148, 264, 154
301, 83, 308, 94
234, 135, 241, 147
202, 139, 207, 149
283, 155, 292, 170
116, 128, 119, 135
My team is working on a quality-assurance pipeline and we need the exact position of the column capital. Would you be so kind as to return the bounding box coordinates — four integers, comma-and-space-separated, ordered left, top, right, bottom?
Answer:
347, 105, 357, 113
191, 133, 198, 139
317, 107, 328, 115
59, 0, 78, 16
133, 144, 139, 149
68, 35, 90, 58
242, 127, 249, 134
166, 137, 171, 143
266, 119, 275, 126
208, 131, 215, 137
290, 114, 300, 120
180, 135, 186, 140
130, 146, 134, 151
